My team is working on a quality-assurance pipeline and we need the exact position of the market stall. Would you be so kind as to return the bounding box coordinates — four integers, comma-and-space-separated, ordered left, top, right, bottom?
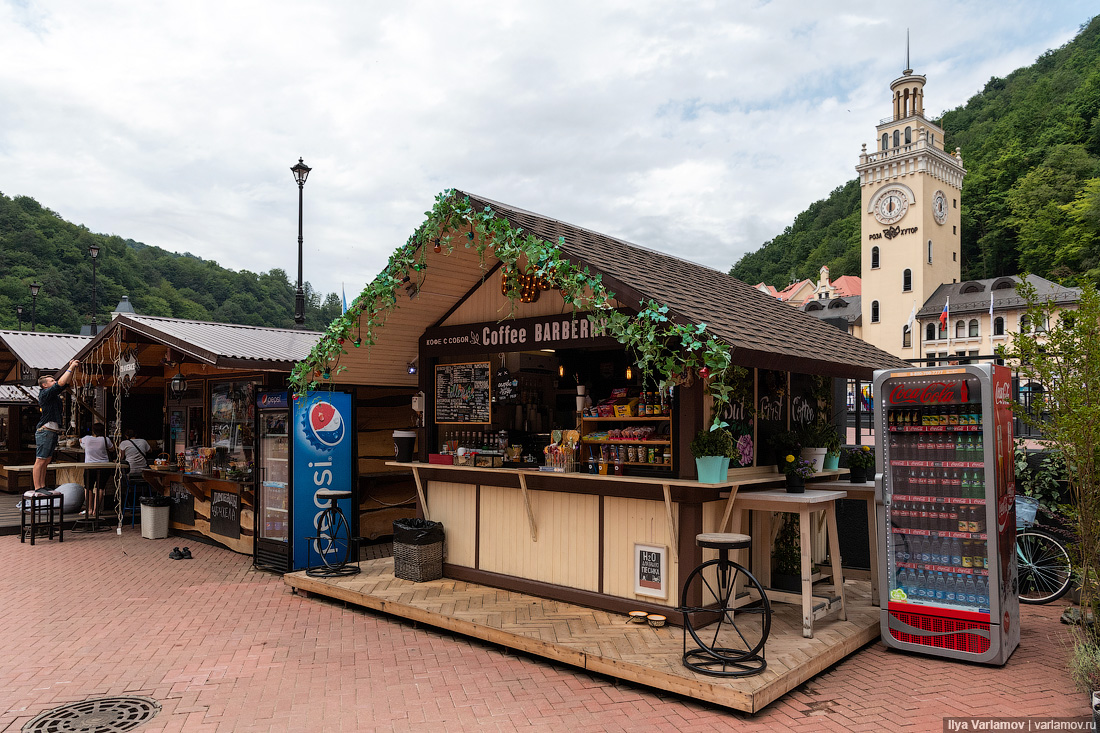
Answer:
292, 189, 909, 618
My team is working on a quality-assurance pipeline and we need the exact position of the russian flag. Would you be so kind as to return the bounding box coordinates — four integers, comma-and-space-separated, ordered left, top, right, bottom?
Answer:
939, 297, 949, 329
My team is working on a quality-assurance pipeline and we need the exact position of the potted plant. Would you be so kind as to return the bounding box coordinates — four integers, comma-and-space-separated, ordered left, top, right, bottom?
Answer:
800, 420, 842, 472
772, 514, 801, 591
780, 453, 815, 493
690, 426, 734, 484
768, 430, 801, 471
845, 445, 875, 483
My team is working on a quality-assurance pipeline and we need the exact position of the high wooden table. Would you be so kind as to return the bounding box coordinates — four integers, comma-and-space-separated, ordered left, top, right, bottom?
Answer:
51, 462, 118, 526
730, 488, 849, 638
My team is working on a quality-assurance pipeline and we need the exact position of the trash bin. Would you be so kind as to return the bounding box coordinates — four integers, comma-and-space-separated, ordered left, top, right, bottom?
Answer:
393, 430, 418, 463
139, 495, 171, 540
392, 518, 444, 581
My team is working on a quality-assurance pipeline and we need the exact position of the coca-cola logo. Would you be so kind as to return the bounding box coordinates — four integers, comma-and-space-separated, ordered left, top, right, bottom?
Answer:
995, 381, 1012, 405
889, 381, 960, 405
996, 492, 1012, 533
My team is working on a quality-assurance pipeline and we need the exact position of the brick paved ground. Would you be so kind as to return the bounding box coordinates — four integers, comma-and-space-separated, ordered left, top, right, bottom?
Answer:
0, 531, 1087, 731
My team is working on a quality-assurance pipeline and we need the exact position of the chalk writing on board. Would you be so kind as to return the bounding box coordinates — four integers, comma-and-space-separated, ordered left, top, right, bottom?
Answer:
435, 361, 492, 424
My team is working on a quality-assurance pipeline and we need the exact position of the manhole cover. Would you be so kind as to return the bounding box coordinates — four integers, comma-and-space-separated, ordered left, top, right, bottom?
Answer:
23, 696, 161, 733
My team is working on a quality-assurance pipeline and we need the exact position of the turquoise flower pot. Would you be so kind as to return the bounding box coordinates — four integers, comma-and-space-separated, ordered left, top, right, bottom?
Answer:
695, 456, 731, 484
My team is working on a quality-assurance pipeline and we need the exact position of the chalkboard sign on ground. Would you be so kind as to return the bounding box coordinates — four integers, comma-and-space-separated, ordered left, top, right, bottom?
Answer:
435, 361, 492, 424
210, 489, 241, 539
169, 481, 195, 526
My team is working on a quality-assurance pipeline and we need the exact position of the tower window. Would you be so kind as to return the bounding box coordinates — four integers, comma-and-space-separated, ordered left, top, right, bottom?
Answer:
882, 133, 889, 151
926, 323, 937, 342
927, 240, 933, 264
902, 269, 912, 292
871, 300, 880, 323
893, 130, 900, 147
903, 325, 912, 348
905, 127, 912, 144
930, 133, 935, 146
969, 319, 979, 337
871, 246, 880, 269
994, 317, 1005, 336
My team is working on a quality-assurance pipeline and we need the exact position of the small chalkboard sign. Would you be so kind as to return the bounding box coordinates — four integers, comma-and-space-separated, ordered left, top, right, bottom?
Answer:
169, 481, 195, 526
209, 489, 240, 539
435, 361, 492, 424
634, 543, 668, 599
494, 367, 518, 403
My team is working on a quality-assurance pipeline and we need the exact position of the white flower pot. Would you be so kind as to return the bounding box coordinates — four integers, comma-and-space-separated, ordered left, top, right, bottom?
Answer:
800, 447, 827, 473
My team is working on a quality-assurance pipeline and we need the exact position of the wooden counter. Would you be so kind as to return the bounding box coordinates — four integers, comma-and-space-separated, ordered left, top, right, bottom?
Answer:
386, 461, 846, 621
143, 470, 254, 555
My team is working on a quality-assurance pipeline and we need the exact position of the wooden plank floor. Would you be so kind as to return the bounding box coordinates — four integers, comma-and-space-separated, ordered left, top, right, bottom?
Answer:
285, 560, 880, 713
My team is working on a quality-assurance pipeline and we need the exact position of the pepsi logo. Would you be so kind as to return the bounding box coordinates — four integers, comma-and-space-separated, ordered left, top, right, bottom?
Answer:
306, 401, 345, 449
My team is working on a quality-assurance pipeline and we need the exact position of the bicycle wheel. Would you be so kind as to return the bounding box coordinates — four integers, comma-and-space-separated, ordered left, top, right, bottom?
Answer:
1017, 527, 1072, 604
680, 558, 771, 676
313, 507, 351, 569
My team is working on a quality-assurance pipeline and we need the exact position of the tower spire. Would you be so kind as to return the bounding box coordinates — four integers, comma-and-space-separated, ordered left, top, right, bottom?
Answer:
904, 29, 912, 75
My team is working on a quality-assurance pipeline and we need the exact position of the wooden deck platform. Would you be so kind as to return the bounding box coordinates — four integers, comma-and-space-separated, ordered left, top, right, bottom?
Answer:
285, 559, 880, 713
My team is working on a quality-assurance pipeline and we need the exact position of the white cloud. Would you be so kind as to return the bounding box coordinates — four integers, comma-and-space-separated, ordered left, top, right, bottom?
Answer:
0, 0, 1094, 306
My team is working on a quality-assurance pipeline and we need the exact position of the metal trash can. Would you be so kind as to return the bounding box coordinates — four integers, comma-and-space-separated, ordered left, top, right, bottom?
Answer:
140, 496, 171, 540
392, 518, 444, 582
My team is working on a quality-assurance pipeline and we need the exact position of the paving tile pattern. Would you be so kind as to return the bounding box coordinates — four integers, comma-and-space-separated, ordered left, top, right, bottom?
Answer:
0, 531, 1086, 731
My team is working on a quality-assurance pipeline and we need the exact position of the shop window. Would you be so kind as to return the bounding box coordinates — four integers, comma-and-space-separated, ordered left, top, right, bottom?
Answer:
902, 325, 911, 348
968, 319, 979, 337
994, 317, 1005, 335
871, 246, 880, 269
902, 269, 912, 292
926, 323, 937, 342
871, 300, 880, 323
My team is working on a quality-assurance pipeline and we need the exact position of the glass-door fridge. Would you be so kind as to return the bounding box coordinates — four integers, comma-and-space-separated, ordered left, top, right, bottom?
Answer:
873, 364, 1019, 665
254, 391, 292, 573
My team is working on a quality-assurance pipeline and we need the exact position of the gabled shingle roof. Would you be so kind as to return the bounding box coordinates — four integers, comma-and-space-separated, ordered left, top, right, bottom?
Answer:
460, 191, 907, 378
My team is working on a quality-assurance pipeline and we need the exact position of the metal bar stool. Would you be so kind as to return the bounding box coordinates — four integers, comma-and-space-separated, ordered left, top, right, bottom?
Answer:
679, 532, 771, 677
305, 489, 361, 577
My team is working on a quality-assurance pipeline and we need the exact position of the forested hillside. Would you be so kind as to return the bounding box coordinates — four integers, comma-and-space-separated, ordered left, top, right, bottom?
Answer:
0, 192, 342, 333
731, 15, 1100, 287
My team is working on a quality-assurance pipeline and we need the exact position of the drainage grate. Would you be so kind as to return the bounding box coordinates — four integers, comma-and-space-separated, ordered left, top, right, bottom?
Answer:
23, 696, 161, 733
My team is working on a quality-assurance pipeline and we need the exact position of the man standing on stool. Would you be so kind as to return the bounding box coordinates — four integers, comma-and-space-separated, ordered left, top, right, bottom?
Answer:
33, 359, 79, 491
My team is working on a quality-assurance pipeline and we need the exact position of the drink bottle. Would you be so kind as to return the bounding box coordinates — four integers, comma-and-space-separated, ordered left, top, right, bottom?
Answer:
964, 576, 977, 605
934, 572, 946, 602
950, 538, 962, 567
958, 503, 970, 533
946, 573, 958, 603
916, 570, 928, 598
929, 537, 942, 565
920, 536, 932, 564
906, 568, 918, 597
976, 576, 989, 607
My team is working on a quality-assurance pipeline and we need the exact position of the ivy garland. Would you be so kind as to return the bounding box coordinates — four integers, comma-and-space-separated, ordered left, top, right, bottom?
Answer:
289, 190, 737, 431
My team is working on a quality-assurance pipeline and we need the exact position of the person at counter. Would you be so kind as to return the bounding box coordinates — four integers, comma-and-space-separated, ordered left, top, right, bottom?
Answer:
33, 359, 79, 491
117, 429, 151, 475
81, 422, 114, 514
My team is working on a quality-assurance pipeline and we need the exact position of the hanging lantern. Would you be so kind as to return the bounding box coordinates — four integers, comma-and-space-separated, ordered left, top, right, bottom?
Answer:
169, 371, 188, 401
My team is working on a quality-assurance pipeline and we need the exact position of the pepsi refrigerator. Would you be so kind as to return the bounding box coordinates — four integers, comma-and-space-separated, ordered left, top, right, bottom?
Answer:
873, 363, 1019, 664
253, 390, 355, 573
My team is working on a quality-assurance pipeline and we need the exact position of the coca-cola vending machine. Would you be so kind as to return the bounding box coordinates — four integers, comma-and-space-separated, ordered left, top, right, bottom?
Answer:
873, 363, 1018, 665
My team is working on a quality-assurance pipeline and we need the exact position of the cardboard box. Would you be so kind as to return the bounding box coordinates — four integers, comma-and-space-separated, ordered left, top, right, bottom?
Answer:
428, 453, 454, 465
614, 398, 639, 417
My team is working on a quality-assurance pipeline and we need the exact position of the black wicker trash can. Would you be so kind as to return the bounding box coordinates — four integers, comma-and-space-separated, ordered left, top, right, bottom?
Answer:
393, 518, 444, 582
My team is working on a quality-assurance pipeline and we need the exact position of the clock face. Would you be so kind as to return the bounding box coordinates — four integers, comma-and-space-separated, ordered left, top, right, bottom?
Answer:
874, 188, 909, 224
933, 190, 948, 224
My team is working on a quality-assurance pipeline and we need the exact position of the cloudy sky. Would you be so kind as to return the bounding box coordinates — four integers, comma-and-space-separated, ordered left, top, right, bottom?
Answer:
1, 2, 1095, 300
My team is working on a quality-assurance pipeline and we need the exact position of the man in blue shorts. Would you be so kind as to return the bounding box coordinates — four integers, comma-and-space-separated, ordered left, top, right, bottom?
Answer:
33, 359, 80, 491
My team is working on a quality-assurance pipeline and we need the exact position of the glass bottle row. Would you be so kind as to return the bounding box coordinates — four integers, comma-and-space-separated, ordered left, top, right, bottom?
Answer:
891, 499, 986, 533
891, 466, 988, 499
888, 432, 984, 463
888, 403, 982, 429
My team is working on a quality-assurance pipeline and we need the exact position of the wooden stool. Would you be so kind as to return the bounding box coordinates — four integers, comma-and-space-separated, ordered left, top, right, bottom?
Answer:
679, 532, 771, 677
305, 489, 360, 577
20, 491, 64, 545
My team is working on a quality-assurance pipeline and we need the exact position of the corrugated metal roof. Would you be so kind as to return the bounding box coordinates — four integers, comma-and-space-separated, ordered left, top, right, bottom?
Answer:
458, 191, 909, 378
917, 275, 1081, 318
75, 315, 322, 369
0, 330, 91, 371
0, 384, 39, 404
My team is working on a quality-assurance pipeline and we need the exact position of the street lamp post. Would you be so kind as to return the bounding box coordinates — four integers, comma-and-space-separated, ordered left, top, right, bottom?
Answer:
290, 157, 312, 329
88, 244, 100, 335
29, 282, 40, 332
16, 305, 24, 331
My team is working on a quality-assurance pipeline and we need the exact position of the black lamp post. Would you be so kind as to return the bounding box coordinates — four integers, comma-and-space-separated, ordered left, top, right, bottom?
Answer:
88, 244, 100, 335
290, 157, 312, 328
29, 282, 40, 332
16, 305, 23, 331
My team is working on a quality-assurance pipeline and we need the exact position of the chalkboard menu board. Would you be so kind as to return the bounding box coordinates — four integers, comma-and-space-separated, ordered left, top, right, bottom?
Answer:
435, 361, 492, 424
209, 489, 241, 539
169, 481, 195, 526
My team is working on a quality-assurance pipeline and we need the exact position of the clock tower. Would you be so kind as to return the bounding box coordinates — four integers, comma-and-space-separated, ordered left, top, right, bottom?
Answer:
857, 65, 966, 358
